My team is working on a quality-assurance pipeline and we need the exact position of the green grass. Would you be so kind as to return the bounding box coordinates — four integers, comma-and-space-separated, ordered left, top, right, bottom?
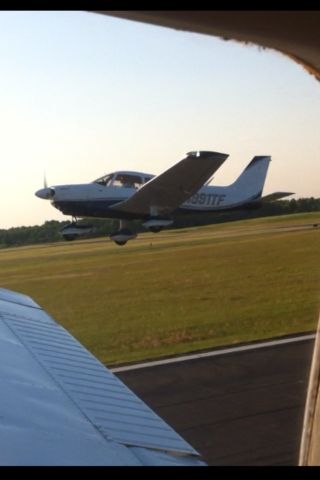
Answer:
0, 212, 320, 365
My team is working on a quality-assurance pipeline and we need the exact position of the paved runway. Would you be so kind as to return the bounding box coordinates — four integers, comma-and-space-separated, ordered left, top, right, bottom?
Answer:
114, 334, 315, 465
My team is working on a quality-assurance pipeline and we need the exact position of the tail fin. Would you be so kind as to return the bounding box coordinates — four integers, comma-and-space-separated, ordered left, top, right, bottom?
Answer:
229, 156, 271, 200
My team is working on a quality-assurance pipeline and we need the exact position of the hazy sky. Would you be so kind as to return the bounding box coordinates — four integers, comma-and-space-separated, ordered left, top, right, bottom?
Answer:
0, 11, 319, 229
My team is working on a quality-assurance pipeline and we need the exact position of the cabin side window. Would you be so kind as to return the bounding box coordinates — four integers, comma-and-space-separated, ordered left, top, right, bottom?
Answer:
144, 176, 153, 184
113, 174, 143, 189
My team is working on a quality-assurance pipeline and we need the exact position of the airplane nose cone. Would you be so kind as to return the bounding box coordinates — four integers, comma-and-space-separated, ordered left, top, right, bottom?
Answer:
35, 187, 55, 199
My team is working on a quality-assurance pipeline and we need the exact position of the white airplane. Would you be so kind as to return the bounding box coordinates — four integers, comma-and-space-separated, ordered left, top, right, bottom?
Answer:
35, 150, 293, 246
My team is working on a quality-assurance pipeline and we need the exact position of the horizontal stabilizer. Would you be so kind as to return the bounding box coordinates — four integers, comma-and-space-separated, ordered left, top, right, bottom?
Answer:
260, 192, 294, 202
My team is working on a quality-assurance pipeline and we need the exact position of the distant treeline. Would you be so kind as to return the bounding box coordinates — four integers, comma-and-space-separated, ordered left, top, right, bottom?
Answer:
173, 197, 320, 229
1, 197, 320, 249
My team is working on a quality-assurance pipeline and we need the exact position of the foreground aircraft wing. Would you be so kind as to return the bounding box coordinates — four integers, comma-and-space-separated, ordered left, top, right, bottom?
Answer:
0, 288, 205, 466
259, 191, 294, 202
111, 151, 228, 216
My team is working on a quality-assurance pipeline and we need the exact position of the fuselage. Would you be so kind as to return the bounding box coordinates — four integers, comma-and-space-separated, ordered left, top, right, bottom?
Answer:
50, 174, 262, 220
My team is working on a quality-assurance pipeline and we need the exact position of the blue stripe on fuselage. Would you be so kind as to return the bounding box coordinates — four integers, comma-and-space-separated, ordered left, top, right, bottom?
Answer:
53, 199, 146, 220
53, 191, 262, 220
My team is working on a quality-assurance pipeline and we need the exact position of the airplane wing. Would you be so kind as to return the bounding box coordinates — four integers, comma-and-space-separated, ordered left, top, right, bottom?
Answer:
110, 151, 228, 216
259, 192, 294, 202
0, 287, 205, 466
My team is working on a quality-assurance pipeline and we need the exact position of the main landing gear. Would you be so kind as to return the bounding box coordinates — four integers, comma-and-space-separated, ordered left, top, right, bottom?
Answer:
109, 220, 137, 246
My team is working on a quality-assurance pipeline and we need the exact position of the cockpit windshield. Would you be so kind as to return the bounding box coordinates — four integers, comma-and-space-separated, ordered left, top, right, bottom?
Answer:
94, 174, 113, 186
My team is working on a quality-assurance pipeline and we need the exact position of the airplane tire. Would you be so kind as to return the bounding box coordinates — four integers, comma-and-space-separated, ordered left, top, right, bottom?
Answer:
149, 226, 162, 233
63, 234, 77, 241
114, 240, 127, 246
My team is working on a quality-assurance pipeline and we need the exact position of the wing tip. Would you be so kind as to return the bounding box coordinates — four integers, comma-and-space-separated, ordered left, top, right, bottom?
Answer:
186, 150, 228, 158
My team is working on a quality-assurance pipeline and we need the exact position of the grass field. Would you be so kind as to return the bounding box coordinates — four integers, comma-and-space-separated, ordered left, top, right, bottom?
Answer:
0, 212, 320, 365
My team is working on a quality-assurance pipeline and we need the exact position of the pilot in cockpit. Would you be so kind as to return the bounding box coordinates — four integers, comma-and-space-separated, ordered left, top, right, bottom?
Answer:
118, 176, 133, 188
118, 174, 142, 189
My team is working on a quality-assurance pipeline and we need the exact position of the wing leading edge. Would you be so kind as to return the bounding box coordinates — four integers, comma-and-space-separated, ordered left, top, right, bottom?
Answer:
110, 151, 228, 216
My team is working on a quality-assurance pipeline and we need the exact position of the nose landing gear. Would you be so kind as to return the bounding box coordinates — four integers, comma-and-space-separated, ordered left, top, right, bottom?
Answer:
60, 218, 93, 241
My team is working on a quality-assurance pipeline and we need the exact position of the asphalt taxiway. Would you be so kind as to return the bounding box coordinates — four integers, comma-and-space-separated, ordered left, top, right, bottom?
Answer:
114, 334, 315, 465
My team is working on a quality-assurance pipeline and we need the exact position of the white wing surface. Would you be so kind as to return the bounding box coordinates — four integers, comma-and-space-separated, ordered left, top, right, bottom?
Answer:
0, 287, 205, 466
111, 151, 228, 216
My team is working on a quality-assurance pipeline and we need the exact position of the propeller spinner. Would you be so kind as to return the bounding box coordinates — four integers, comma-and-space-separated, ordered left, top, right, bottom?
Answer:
35, 187, 55, 199
35, 174, 55, 199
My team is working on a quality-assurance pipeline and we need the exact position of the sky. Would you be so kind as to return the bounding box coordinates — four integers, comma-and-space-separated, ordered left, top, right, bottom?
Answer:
0, 11, 319, 229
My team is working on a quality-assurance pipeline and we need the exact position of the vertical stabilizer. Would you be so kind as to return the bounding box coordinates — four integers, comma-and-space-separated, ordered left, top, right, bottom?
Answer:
229, 156, 271, 199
